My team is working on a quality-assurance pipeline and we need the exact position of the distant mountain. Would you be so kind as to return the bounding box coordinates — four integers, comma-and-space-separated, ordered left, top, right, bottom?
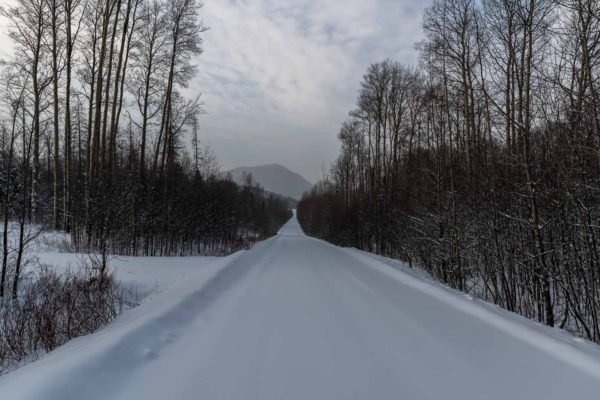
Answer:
228, 164, 313, 200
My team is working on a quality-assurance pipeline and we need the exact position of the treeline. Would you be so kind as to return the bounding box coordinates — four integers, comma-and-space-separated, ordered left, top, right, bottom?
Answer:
0, 0, 291, 299
299, 0, 600, 341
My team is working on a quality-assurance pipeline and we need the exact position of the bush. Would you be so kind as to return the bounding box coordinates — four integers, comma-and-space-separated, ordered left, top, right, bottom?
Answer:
0, 265, 125, 374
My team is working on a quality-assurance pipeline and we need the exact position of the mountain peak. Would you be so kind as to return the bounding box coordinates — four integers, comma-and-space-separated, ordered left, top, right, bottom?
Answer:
228, 164, 312, 200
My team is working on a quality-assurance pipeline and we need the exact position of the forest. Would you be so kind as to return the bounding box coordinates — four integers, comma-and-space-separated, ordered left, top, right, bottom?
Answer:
298, 0, 600, 342
0, 0, 292, 295
0, 0, 291, 369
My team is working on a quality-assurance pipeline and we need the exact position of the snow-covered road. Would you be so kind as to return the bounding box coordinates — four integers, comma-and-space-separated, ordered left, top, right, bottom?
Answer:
3, 215, 600, 399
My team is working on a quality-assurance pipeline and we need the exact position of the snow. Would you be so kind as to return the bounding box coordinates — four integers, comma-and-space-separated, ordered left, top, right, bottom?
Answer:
2, 215, 600, 399
35, 252, 232, 301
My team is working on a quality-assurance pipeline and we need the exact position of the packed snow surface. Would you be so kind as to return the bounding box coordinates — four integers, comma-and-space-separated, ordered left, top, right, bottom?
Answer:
2, 215, 600, 399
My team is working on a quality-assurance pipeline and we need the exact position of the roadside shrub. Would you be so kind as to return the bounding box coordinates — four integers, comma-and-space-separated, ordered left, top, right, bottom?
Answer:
0, 266, 125, 374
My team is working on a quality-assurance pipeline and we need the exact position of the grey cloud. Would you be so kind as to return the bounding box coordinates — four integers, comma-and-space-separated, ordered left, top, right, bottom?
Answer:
195, 0, 430, 181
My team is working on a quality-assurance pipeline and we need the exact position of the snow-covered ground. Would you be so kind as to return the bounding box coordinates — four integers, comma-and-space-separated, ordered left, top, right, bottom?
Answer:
36, 251, 237, 301
0, 222, 231, 301
2, 215, 600, 399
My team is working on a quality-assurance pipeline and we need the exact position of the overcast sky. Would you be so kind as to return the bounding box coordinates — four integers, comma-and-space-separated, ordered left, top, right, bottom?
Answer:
0, 0, 430, 182
192, 0, 429, 181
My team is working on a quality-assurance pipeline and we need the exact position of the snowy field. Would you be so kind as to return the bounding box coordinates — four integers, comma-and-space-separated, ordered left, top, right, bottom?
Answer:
1, 222, 236, 302
37, 251, 239, 302
1, 216, 600, 399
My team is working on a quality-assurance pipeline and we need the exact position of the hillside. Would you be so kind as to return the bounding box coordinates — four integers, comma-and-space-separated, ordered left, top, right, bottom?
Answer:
228, 164, 312, 200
